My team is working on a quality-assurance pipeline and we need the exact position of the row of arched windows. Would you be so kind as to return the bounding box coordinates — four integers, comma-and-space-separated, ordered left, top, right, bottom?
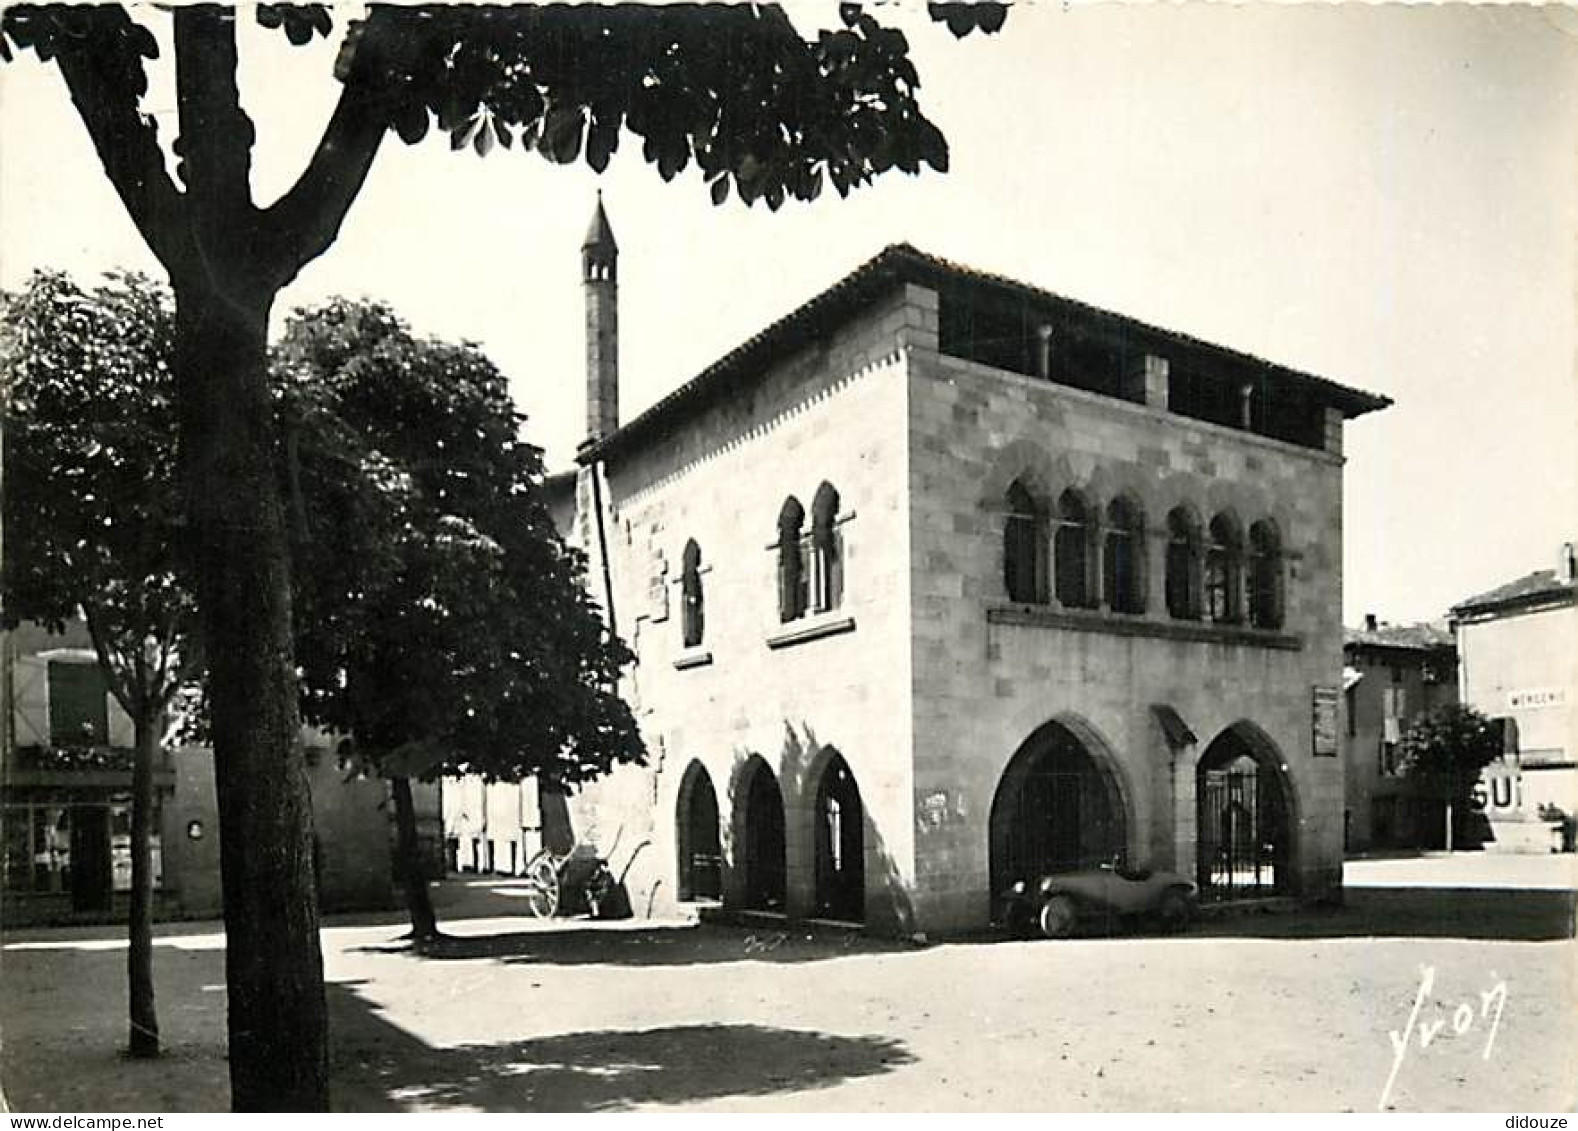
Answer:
674, 482, 846, 652
1003, 479, 1285, 630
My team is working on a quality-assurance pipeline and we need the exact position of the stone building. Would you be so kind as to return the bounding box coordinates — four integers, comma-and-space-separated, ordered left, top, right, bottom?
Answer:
1, 619, 433, 926
554, 204, 1388, 935
1341, 618, 1458, 853
1450, 543, 1577, 852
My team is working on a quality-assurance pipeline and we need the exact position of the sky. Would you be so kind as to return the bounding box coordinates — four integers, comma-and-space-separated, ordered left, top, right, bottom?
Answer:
2, 2, 1574, 627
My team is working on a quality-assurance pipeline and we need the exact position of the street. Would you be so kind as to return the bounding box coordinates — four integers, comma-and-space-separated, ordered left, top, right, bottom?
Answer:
2, 853, 1573, 1112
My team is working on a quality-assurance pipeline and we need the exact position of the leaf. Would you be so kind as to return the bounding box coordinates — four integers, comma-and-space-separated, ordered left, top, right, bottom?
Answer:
709, 174, 729, 206
474, 118, 495, 156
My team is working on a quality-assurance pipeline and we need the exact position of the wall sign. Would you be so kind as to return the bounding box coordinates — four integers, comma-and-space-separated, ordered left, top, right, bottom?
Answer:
1312, 686, 1340, 757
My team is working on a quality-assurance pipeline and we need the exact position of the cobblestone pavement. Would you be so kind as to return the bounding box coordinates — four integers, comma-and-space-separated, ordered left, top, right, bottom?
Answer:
2, 853, 1573, 1112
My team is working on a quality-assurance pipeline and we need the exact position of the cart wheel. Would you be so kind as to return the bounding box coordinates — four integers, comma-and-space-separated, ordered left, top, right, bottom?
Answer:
1156, 889, 1194, 933
522, 877, 558, 919
1038, 894, 1078, 939
525, 851, 560, 889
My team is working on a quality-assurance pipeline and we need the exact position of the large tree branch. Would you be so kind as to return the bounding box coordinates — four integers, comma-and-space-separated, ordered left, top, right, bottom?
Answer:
54, 45, 188, 273
261, 11, 401, 284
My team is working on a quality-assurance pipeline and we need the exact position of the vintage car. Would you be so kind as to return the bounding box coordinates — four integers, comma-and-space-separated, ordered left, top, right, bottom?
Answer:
999, 862, 1199, 938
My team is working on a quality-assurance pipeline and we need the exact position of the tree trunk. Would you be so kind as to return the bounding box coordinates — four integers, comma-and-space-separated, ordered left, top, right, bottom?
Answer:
391, 776, 439, 941
127, 711, 161, 1058
172, 286, 329, 1111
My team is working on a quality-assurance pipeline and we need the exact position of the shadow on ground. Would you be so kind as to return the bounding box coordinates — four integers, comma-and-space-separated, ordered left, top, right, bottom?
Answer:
1186, 886, 1576, 942
329, 982, 913, 1112
351, 921, 913, 967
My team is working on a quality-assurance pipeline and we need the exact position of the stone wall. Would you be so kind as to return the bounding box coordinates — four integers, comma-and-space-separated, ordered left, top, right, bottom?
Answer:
566, 283, 920, 931
905, 323, 1349, 932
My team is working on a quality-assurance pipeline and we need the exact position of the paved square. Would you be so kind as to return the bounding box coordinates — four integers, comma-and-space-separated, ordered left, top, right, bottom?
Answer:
3, 853, 1573, 1112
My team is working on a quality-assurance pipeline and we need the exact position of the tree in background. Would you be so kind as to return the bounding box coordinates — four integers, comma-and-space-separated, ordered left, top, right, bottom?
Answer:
1, 271, 201, 1059
1396, 703, 1505, 850
0, 3, 1003, 1106
279, 298, 644, 942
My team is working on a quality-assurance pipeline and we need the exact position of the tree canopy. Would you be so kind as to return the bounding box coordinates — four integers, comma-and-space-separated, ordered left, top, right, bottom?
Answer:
1, 270, 198, 723
280, 297, 643, 788
1397, 703, 1505, 796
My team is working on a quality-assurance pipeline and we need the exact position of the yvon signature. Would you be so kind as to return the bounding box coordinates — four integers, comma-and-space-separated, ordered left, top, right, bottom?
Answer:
1379, 964, 1507, 1111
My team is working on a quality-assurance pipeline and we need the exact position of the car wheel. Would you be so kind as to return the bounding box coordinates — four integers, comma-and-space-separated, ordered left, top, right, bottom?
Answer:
1156, 888, 1193, 933
1038, 894, 1079, 939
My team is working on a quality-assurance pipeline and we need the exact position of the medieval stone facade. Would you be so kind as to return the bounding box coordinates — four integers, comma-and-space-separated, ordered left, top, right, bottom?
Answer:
556, 207, 1388, 936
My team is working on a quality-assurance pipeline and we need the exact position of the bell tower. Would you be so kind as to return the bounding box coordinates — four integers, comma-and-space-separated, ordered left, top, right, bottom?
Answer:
582, 193, 619, 441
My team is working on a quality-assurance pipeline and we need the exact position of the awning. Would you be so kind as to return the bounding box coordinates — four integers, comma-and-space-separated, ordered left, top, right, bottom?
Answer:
1151, 704, 1198, 751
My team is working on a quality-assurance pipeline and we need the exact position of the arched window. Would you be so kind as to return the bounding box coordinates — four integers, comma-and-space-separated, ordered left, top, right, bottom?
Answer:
1103, 497, 1145, 614
681, 539, 704, 647
1004, 479, 1049, 604
1205, 514, 1244, 624
1248, 520, 1284, 630
1054, 489, 1092, 608
777, 497, 806, 623
810, 482, 844, 613
1165, 507, 1202, 620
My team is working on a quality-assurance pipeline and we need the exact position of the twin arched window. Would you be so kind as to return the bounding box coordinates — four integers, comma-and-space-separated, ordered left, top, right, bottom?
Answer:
1053, 490, 1094, 608
1165, 508, 1204, 620
778, 483, 844, 623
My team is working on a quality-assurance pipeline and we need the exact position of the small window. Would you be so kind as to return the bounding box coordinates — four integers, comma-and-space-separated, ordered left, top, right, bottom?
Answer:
1004, 479, 1049, 604
1102, 497, 1145, 614
1054, 489, 1093, 608
1205, 514, 1243, 624
1165, 508, 1202, 620
1247, 520, 1284, 629
811, 482, 844, 614
777, 497, 807, 623
48, 661, 109, 747
681, 539, 704, 648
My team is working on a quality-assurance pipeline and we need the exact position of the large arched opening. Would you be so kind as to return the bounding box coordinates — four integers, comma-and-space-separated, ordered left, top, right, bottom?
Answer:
675, 761, 721, 902
812, 752, 865, 922
1195, 724, 1294, 900
989, 718, 1128, 899
735, 757, 786, 912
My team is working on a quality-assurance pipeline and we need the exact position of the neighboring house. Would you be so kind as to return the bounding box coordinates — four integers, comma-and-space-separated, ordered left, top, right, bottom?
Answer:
1450, 544, 1578, 853
532, 203, 1387, 937
1, 620, 430, 926
1341, 617, 1458, 853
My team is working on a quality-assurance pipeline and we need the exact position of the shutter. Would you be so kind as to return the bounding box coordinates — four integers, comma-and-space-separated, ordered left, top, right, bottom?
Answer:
47, 661, 109, 746
13, 655, 50, 747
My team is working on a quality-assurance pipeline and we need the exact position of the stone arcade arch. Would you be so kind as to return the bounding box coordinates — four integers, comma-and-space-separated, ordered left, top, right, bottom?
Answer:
734, 757, 787, 912
988, 718, 1129, 900
1195, 723, 1296, 900
675, 761, 721, 902
810, 751, 865, 922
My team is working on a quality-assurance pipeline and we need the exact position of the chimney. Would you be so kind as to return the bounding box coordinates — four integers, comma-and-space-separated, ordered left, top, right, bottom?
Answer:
1364, 613, 1378, 632
1562, 541, 1577, 584
582, 193, 619, 441
1035, 323, 1054, 380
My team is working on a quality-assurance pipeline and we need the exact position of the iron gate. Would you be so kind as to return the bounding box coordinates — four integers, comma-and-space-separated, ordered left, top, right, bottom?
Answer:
1197, 763, 1286, 899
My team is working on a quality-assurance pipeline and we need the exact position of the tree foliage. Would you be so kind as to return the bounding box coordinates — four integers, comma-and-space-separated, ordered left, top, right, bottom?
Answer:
279, 298, 643, 788
1396, 703, 1505, 798
1, 269, 200, 1060
1, 270, 199, 722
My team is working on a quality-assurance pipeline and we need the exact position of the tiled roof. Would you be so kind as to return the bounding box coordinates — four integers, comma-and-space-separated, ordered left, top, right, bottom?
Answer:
1453, 569, 1577, 616
1344, 621, 1455, 652
580, 243, 1392, 464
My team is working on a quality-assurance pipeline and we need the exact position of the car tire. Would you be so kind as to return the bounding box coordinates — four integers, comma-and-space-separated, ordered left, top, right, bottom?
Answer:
1156, 888, 1193, 933
1037, 894, 1079, 939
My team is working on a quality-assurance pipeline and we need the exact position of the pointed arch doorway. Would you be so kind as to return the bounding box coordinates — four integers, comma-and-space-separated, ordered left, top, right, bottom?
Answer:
813, 753, 865, 922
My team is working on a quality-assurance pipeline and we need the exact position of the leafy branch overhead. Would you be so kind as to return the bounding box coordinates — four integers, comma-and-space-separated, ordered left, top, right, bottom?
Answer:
3, 3, 1003, 237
